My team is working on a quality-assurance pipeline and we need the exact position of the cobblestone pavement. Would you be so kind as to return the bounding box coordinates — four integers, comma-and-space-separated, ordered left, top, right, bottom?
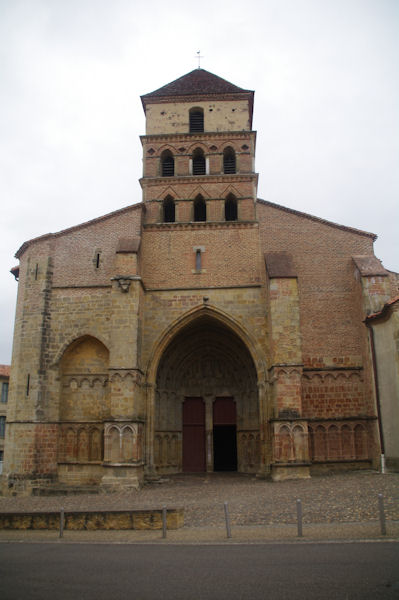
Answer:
0, 471, 398, 528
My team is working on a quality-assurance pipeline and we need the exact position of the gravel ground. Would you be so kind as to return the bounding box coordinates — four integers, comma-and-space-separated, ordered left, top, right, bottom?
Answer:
0, 471, 398, 527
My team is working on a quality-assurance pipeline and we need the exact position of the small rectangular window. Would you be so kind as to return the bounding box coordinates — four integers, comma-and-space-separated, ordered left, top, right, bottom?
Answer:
0, 416, 5, 438
1, 382, 8, 403
195, 249, 202, 271
26, 374, 30, 397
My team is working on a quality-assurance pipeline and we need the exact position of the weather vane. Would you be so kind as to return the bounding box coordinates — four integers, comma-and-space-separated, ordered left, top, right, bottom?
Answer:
196, 50, 203, 69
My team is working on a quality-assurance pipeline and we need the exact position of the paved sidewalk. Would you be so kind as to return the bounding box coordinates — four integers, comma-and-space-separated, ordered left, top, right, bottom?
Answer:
0, 471, 398, 543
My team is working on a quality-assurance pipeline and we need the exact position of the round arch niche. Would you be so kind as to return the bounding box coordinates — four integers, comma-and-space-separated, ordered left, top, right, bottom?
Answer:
154, 315, 260, 474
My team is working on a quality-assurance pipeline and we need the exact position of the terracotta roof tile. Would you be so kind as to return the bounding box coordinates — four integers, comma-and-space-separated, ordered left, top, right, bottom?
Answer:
365, 294, 399, 321
15, 202, 143, 259
257, 199, 377, 239
141, 68, 252, 101
0, 365, 10, 377
352, 255, 388, 276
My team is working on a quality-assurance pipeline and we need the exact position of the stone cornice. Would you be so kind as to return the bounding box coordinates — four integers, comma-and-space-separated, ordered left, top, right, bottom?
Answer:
140, 173, 258, 188
143, 220, 258, 231
140, 130, 256, 144
146, 195, 253, 203
142, 91, 253, 107
145, 284, 263, 292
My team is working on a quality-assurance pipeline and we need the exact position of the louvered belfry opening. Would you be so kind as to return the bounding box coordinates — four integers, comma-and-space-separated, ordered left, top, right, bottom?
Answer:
194, 195, 206, 222
161, 151, 174, 177
163, 196, 175, 222
223, 147, 236, 174
189, 108, 204, 133
225, 194, 238, 221
193, 149, 206, 175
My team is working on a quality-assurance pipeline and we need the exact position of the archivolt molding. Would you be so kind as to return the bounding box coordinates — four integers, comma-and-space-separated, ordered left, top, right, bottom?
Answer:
186, 140, 210, 154
146, 303, 267, 385
156, 142, 179, 156
52, 332, 110, 368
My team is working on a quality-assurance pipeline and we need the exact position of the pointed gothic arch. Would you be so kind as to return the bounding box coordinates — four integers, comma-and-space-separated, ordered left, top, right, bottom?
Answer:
149, 307, 263, 474
193, 194, 206, 221
225, 193, 238, 221
163, 195, 175, 222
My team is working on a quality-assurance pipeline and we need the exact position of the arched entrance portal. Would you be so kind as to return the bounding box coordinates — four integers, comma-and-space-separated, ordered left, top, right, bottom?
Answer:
154, 315, 260, 473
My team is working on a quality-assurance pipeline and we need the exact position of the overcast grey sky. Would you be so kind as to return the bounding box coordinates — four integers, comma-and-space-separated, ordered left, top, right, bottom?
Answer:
1, 0, 398, 364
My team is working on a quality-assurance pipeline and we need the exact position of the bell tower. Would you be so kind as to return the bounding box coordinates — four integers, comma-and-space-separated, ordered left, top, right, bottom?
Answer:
140, 68, 258, 227
139, 69, 268, 478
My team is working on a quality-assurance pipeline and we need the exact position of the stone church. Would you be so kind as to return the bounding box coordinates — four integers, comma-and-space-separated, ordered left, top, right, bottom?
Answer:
3, 68, 397, 494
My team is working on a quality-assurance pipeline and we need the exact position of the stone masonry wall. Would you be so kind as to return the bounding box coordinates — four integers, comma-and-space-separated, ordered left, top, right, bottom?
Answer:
140, 223, 262, 290
145, 100, 251, 135
257, 201, 374, 365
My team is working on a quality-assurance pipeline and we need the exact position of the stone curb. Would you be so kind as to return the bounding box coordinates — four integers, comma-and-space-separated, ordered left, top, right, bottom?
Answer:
0, 520, 398, 544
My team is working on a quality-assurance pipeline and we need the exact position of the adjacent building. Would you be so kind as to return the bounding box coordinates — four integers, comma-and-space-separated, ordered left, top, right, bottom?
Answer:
0, 365, 10, 475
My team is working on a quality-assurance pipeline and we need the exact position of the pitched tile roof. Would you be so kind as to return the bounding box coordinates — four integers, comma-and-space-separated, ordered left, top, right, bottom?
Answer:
257, 199, 377, 239
141, 69, 252, 102
0, 365, 10, 377
352, 255, 389, 276
365, 294, 399, 321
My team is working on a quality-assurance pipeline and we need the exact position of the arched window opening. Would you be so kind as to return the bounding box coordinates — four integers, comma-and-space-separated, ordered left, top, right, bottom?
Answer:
194, 195, 206, 222
163, 196, 175, 223
223, 147, 236, 174
193, 148, 206, 175
161, 150, 174, 177
189, 108, 204, 133
225, 194, 238, 221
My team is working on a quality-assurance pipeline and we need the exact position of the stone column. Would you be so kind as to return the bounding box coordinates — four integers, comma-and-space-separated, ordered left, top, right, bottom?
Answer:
256, 381, 271, 478
144, 383, 156, 477
204, 394, 214, 472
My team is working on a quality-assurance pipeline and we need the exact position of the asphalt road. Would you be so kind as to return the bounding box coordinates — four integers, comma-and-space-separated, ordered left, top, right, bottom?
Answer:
1, 541, 398, 599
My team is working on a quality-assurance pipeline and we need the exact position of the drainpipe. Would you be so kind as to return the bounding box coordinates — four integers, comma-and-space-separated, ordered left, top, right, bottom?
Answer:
366, 321, 385, 473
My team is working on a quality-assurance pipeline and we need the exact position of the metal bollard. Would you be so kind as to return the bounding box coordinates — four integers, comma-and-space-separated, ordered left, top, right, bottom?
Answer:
162, 506, 167, 539
296, 499, 303, 537
59, 507, 64, 538
224, 501, 232, 538
378, 494, 387, 536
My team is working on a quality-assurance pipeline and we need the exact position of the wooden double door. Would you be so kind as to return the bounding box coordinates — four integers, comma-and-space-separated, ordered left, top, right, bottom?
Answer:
182, 397, 237, 472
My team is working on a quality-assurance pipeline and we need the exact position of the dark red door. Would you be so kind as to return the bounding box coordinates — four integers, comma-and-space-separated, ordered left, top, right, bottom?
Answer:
183, 397, 205, 472
213, 397, 237, 471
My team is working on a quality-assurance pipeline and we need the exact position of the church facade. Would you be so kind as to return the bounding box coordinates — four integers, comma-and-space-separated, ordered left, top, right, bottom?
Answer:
3, 69, 397, 494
